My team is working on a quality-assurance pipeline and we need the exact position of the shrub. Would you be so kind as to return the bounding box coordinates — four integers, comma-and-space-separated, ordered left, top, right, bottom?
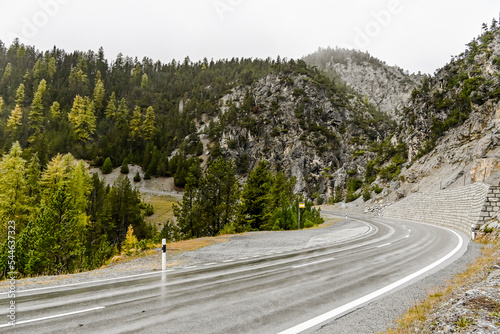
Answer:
120, 159, 129, 174
101, 157, 113, 174
133, 171, 141, 182
362, 186, 372, 201
144, 203, 155, 216
373, 184, 383, 194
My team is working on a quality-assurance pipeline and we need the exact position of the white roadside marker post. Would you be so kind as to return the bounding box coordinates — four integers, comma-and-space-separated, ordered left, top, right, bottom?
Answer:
162, 238, 167, 271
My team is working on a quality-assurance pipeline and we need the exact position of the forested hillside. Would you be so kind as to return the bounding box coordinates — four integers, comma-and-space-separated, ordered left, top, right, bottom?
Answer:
0, 35, 408, 277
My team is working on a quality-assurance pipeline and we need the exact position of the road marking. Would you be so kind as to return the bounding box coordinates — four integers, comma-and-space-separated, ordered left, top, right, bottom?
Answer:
292, 258, 335, 269
223, 259, 234, 263
184, 266, 198, 269
239, 257, 249, 260
277, 228, 464, 334
377, 243, 392, 248
204, 263, 216, 266
0, 306, 105, 328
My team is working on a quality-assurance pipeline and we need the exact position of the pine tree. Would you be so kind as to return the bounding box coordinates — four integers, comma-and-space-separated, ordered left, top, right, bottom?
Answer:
6, 104, 22, 131
50, 101, 61, 119
105, 92, 117, 119
141, 73, 149, 89
101, 157, 113, 174
26, 153, 42, 211
24, 184, 84, 275
129, 106, 143, 142
239, 160, 273, 230
173, 165, 202, 238
15, 83, 25, 106
28, 79, 47, 141
41, 153, 76, 196
142, 106, 156, 141
68, 95, 97, 142
198, 158, 240, 235
0, 96, 4, 114
93, 75, 106, 113
0, 142, 28, 244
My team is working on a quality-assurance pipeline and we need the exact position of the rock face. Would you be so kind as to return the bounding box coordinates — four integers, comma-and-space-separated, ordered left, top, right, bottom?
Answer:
204, 71, 392, 200
346, 24, 500, 210
303, 47, 422, 119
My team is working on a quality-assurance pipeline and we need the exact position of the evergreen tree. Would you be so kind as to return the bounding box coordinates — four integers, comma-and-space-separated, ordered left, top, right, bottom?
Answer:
28, 79, 47, 139
6, 104, 22, 132
26, 152, 42, 211
50, 101, 61, 120
142, 106, 156, 141
101, 157, 113, 174
0, 96, 3, 114
198, 158, 240, 235
239, 160, 273, 230
103, 177, 148, 246
68, 95, 97, 142
105, 92, 117, 119
21, 184, 84, 275
0, 142, 28, 244
93, 75, 106, 113
129, 106, 143, 142
173, 165, 202, 238
15, 83, 25, 106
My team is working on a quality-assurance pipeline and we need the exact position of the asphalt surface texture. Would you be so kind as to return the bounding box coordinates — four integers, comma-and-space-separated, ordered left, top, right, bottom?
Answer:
0, 213, 478, 333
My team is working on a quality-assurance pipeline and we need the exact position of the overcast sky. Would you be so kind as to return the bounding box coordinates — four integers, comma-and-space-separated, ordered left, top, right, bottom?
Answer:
0, 0, 498, 74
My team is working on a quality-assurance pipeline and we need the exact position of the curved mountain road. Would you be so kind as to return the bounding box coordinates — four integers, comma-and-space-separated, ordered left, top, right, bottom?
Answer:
0, 214, 469, 333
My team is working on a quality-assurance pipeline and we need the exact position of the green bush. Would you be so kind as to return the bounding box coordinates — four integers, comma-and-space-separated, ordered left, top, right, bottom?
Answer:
373, 184, 383, 194
362, 186, 371, 201
133, 171, 141, 182
121, 159, 129, 174
101, 157, 113, 174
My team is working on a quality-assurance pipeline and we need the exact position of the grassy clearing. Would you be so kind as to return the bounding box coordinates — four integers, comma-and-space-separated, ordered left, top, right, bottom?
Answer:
383, 233, 500, 333
143, 194, 179, 229
308, 218, 340, 229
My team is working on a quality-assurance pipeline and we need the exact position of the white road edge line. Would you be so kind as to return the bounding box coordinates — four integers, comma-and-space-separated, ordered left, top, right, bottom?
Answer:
278, 228, 464, 334
292, 258, 335, 269
0, 306, 105, 328
377, 243, 392, 248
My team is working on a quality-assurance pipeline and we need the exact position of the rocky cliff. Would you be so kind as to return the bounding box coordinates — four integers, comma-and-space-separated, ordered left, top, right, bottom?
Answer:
200, 63, 393, 201
358, 22, 500, 209
303, 47, 422, 119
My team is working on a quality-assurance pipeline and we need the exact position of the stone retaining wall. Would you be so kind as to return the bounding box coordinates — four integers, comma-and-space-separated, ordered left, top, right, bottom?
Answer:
383, 183, 493, 238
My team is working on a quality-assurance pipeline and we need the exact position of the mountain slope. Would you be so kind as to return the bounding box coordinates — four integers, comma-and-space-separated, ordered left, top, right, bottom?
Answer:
303, 47, 422, 120
362, 20, 500, 206
202, 61, 394, 201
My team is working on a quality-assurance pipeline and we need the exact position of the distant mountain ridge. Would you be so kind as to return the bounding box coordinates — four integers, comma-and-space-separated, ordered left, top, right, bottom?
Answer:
303, 47, 423, 120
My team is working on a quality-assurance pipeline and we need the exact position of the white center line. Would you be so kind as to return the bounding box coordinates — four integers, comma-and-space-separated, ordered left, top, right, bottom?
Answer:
292, 258, 335, 269
0, 306, 105, 328
377, 243, 392, 248
204, 263, 216, 266
222, 259, 234, 263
